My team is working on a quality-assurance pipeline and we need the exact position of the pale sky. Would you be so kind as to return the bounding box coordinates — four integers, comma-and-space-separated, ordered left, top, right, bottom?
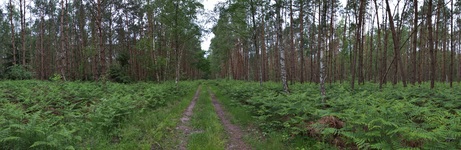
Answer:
199, 0, 225, 52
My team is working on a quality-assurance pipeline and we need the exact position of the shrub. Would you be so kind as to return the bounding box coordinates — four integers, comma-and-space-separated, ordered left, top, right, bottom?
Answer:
4, 65, 34, 80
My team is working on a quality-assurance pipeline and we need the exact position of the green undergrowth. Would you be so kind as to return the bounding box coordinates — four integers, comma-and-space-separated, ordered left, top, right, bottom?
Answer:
97, 84, 199, 150
210, 80, 461, 149
0, 80, 199, 150
188, 87, 226, 150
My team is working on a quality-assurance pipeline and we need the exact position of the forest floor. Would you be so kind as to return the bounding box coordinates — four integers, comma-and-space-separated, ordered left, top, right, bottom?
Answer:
175, 85, 250, 150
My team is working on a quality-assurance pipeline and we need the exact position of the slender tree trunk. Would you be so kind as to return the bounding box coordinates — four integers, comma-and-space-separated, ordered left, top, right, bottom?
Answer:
450, 0, 454, 87
310, 10, 315, 83
435, 0, 442, 82
300, 0, 305, 84
250, 0, 261, 86
96, 0, 105, 80
276, 0, 289, 93
385, 0, 407, 87
329, 0, 335, 84
341, 13, 348, 83
319, 0, 327, 102
9, 0, 17, 65
261, 18, 267, 82
20, 0, 26, 65
412, 0, 418, 85
290, 0, 296, 84
352, 0, 365, 90
108, 5, 113, 66
428, 0, 435, 89
357, 0, 365, 85
380, 9, 388, 89
174, 0, 181, 86
369, 15, 374, 82
40, 13, 45, 80
59, 0, 67, 80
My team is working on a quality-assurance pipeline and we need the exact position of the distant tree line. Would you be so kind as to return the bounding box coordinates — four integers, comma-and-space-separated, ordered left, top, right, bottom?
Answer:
209, 0, 461, 91
0, 0, 210, 83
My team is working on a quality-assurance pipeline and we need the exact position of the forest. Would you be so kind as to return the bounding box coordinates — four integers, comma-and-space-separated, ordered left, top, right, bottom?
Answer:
0, 0, 461, 149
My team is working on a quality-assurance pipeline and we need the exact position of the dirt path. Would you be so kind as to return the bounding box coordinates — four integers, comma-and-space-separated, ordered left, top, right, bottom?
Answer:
176, 86, 201, 150
208, 89, 251, 150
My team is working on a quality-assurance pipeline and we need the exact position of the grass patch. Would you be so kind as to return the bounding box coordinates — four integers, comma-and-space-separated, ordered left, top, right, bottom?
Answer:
188, 86, 226, 150
97, 87, 198, 150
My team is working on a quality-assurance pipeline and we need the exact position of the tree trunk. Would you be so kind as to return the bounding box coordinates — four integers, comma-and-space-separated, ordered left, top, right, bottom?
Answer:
320, 0, 327, 102
352, 0, 365, 90
290, 0, 296, 84
427, 0, 435, 89
380, 9, 388, 89
40, 10, 45, 80
96, 0, 105, 80
9, 0, 17, 65
412, 0, 418, 85
357, 0, 365, 85
261, 18, 267, 82
174, 0, 181, 86
250, 0, 261, 85
300, 0, 305, 84
450, 0, 454, 87
385, 0, 406, 87
276, 0, 289, 93
435, 0, 442, 83
59, 0, 67, 80
20, 0, 26, 65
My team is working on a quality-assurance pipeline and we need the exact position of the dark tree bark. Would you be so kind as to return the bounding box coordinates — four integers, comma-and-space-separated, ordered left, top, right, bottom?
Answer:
380, 8, 388, 89
9, 0, 17, 65
290, 0, 296, 84
20, 0, 26, 65
261, 18, 267, 82
385, 0, 407, 87
250, 0, 261, 86
40, 10, 45, 80
300, 0, 305, 84
59, 0, 67, 80
412, 0, 418, 85
352, 0, 365, 90
427, 0, 435, 89
357, 0, 365, 85
96, 0, 105, 80
450, 0, 454, 87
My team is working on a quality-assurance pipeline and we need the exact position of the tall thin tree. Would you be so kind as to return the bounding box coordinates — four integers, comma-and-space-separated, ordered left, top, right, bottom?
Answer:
9, 0, 16, 65
427, 0, 435, 89
276, 0, 289, 93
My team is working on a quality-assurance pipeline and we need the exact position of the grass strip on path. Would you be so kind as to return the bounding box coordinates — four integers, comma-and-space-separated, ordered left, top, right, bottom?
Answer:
177, 86, 201, 150
188, 86, 226, 150
209, 86, 293, 150
208, 88, 251, 150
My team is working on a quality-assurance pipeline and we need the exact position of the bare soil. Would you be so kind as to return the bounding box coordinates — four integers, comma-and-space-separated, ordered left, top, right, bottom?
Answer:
209, 89, 251, 150
175, 86, 201, 150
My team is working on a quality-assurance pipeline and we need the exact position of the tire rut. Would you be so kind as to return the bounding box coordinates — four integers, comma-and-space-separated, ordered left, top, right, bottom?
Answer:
208, 89, 251, 150
176, 86, 201, 150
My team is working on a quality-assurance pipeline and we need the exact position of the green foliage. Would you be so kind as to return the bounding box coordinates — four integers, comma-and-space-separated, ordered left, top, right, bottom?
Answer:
108, 64, 132, 83
4, 65, 34, 80
214, 80, 461, 149
0, 80, 198, 149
